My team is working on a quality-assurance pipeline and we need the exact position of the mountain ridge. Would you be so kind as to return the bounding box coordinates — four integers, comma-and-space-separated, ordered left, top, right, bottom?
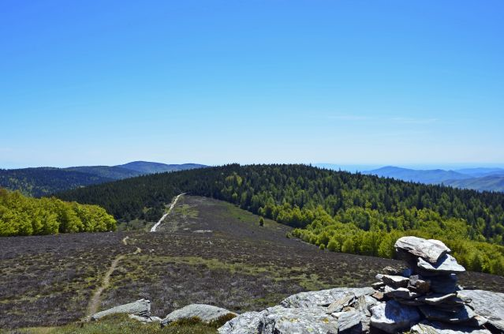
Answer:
363, 166, 504, 192
0, 161, 207, 197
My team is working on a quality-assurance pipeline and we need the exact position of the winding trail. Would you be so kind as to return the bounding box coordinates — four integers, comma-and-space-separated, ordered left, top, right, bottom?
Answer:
85, 254, 126, 319
150, 193, 184, 232
84, 195, 183, 320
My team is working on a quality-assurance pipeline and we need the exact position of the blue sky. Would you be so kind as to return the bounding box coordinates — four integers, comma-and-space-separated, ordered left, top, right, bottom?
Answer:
1, 0, 503, 168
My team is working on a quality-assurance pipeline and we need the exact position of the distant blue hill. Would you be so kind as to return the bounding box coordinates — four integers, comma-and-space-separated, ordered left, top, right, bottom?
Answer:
0, 161, 207, 197
364, 166, 472, 184
444, 176, 504, 193
454, 167, 504, 178
364, 166, 504, 192
118, 161, 206, 174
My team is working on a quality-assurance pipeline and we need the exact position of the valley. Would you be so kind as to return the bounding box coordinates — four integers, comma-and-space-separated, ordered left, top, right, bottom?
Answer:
2, 196, 504, 331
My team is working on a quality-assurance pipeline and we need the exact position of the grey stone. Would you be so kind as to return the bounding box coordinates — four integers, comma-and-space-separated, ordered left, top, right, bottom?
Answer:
219, 306, 339, 334
384, 286, 420, 300
326, 292, 355, 313
380, 274, 410, 288
218, 311, 265, 334
372, 281, 385, 290
280, 287, 374, 308
337, 310, 362, 332
395, 236, 451, 264
408, 275, 431, 294
458, 289, 504, 332
161, 304, 236, 326
415, 292, 458, 305
370, 300, 421, 333
419, 304, 475, 324
411, 321, 492, 334
417, 254, 466, 274
91, 299, 151, 321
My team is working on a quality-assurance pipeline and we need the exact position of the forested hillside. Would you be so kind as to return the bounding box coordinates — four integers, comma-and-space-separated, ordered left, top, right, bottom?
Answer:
0, 168, 113, 197
0, 188, 116, 236
56, 164, 504, 274
0, 162, 207, 197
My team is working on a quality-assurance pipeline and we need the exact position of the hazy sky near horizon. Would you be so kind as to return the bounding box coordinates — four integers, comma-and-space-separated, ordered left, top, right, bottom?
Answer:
1, 1, 503, 168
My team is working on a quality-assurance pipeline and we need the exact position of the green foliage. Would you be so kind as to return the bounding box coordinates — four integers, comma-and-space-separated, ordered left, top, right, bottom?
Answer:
56, 164, 504, 275
259, 217, 265, 226
0, 188, 116, 236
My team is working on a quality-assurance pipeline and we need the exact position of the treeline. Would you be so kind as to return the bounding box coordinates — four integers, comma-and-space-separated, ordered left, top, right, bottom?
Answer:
0, 188, 116, 236
56, 164, 504, 274
290, 207, 504, 275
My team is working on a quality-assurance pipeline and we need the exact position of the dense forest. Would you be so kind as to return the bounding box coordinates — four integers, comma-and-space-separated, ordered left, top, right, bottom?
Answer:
0, 163, 206, 198
0, 168, 113, 197
56, 164, 504, 275
0, 188, 116, 236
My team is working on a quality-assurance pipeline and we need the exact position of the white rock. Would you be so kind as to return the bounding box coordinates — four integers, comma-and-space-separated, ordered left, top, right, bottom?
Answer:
280, 287, 374, 308
417, 254, 466, 274
395, 236, 450, 264
161, 304, 236, 327
458, 290, 504, 332
91, 299, 151, 321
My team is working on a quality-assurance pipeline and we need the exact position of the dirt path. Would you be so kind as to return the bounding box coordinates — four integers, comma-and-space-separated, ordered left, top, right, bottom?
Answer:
150, 193, 184, 232
84, 236, 142, 320
85, 254, 126, 319
84, 195, 182, 319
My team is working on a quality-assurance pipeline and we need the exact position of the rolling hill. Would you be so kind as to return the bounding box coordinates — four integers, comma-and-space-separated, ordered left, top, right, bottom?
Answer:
0, 162, 206, 197
444, 175, 504, 192
364, 166, 504, 192
363, 166, 472, 184
56, 164, 504, 275
118, 161, 206, 174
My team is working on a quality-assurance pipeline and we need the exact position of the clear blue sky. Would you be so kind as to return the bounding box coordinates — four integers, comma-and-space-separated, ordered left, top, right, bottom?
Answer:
1, 0, 503, 168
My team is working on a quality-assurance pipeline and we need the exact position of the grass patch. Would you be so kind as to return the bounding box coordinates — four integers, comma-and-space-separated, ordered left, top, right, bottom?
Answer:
16, 314, 217, 334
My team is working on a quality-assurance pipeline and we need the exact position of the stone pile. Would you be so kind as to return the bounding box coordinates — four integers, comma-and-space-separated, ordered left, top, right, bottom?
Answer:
371, 236, 489, 332
220, 236, 504, 333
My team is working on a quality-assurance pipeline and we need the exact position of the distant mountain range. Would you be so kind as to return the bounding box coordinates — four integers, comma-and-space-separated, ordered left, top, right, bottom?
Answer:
363, 166, 504, 192
0, 161, 206, 197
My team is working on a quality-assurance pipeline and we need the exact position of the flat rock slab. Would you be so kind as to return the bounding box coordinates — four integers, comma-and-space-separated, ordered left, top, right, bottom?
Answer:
419, 304, 475, 324
326, 292, 355, 313
417, 254, 466, 274
91, 299, 151, 321
458, 289, 504, 332
370, 300, 421, 333
379, 274, 410, 288
281, 287, 374, 308
395, 236, 450, 264
218, 311, 264, 334
415, 292, 458, 305
384, 286, 419, 300
411, 321, 492, 334
218, 306, 339, 334
337, 310, 363, 332
161, 304, 236, 326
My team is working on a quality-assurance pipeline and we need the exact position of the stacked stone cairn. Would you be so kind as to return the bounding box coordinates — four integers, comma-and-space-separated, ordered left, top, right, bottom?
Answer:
371, 236, 490, 333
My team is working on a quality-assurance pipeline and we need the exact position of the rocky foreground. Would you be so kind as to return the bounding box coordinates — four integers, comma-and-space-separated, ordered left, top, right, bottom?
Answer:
92, 236, 504, 333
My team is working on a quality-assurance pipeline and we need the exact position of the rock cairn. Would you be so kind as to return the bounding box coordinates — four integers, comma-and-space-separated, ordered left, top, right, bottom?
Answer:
371, 236, 496, 333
